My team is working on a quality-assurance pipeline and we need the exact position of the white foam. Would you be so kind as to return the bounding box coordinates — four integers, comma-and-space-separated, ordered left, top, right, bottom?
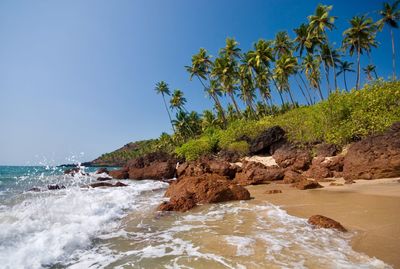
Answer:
0, 180, 168, 269
225, 236, 255, 256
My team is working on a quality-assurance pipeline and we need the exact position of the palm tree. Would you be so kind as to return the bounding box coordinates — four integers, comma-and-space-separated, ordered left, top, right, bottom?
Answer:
320, 44, 341, 93
211, 56, 242, 115
170, 89, 187, 112
172, 111, 191, 140
186, 48, 226, 124
201, 110, 217, 130
155, 81, 175, 132
239, 61, 257, 117
273, 31, 293, 57
343, 16, 378, 90
303, 54, 324, 100
336, 61, 355, 91
378, 1, 400, 80
274, 54, 298, 106
363, 64, 378, 81
308, 4, 338, 89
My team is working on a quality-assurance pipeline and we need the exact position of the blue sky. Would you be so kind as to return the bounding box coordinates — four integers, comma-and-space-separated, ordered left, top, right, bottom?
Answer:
0, 0, 396, 165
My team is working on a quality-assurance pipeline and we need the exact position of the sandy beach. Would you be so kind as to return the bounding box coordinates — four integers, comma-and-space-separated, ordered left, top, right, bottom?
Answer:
247, 178, 400, 268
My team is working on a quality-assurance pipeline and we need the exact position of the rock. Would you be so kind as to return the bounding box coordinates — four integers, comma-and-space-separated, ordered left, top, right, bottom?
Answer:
47, 184, 65, 190
177, 158, 238, 180
95, 168, 109, 174
315, 143, 339, 157
233, 161, 284, 185
303, 155, 344, 180
109, 168, 129, 179
216, 150, 243, 163
97, 177, 112, 181
293, 180, 323, 190
88, 181, 128, 188
27, 187, 41, 192
249, 126, 286, 155
128, 161, 176, 180
343, 123, 400, 180
283, 170, 306, 184
158, 193, 197, 212
265, 189, 282, 194
308, 215, 347, 232
160, 174, 251, 212
272, 143, 312, 171
64, 167, 80, 175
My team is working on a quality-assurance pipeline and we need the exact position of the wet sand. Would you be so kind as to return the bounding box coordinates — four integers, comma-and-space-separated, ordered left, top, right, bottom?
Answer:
247, 178, 400, 268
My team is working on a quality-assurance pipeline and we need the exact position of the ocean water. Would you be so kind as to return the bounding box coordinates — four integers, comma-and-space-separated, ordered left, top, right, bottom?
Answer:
0, 166, 392, 269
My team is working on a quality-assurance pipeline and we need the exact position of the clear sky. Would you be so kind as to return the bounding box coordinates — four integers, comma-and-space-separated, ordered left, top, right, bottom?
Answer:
0, 0, 396, 165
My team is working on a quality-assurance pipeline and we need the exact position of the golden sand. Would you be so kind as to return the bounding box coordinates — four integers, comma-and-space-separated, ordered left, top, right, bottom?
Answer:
247, 178, 400, 268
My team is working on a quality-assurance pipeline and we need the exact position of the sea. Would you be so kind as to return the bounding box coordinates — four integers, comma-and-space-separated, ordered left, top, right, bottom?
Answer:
0, 165, 392, 269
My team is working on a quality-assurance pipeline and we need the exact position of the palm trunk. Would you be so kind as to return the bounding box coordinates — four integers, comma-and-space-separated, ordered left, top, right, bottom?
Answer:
325, 34, 338, 90
229, 92, 241, 115
287, 88, 296, 107
391, 28, 396, 80
356, 43, 361, 90
162, 94, 175, 132
211, 94, 227, 127
374, 70, 378, 80
272, 78, 285, 105
343, 71, 349, 92
317, 83, 324, 100
295, 75, 310, 105
299, 72, 314, 104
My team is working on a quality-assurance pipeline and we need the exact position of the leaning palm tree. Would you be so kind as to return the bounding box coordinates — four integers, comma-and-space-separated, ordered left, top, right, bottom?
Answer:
170, 89, 187, 112
186, 48, 226, 124
274, 54, 298, 106
211, 56, 242, 115
307, 4, 338, 89
220, 37, 242, 60
378, 0, 400, 80
343, 16, 378, 90
239, 62, 257, 117
303, 54, 324, 100
273, 31, 293, 58
154, 81, 175, 132
363, 64, 378, 81
336, 61, 355, 91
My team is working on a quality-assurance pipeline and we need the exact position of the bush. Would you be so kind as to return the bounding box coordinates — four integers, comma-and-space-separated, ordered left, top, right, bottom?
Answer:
175, 129, 220, 161
226, 141, 250, 155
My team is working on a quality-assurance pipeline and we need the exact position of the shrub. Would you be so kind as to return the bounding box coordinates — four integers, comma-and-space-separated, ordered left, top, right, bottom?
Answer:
226, 141, 250, 155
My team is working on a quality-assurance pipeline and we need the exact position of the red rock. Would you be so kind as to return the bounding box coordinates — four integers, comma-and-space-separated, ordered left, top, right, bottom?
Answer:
272, 143, 312, 171
329, 183, 343, 186
265, 189, 282, 194
128, 161, 176, 180
95, 168, 109, 174
233, 161, 284, 185
293, 180, 323, 190
343, 122, 400, 180
177, 158, 238, 179
97, 177, 112, 181
303, 155, 344, 180
88, 181, 128, 188
109, 168, 129, 179
159, 174, 251, 212
283, 170, 306, 184
315, 143, 339, 157
308, 215, 347, 232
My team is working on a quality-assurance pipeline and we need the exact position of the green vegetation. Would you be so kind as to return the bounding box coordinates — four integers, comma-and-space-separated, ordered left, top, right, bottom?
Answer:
93, 1, 400, 165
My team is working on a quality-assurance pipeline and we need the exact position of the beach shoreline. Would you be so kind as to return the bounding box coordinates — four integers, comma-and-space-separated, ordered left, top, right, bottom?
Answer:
246, 178, 400, 268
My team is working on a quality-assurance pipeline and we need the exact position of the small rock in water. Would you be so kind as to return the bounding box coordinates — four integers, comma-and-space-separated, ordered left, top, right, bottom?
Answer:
293, 180, 323, 190
95, 168, 109, 174
47, 184, 66, 190
97, 177, 112, 181
329, 182, 344, 186
27, 187, 41, 192
265, 189, 282, 194
88, 181, 128, 188
308, 215, 347, 232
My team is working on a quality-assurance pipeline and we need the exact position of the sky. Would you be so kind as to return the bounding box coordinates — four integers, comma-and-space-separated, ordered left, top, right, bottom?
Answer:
0, 0, 397, 165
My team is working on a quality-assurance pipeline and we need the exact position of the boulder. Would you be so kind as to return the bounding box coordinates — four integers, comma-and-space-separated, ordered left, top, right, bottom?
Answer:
47, 184, 65, 190
272, 143, 312, 171
343, 122, 400, 180
315, 143, 339, 158
303, 156, 344, 180
109, 168, 129, 179
128, 161, 176, 180
283, 170, 306, 184
160, 174, 251, 212
95, 168, 109, 174
177, 158, 238, 180
249, 126, 285, 155
308, 215, 347, 232
88, 181, 128, 188
97, 177, 112, 181
293, 180, 323, 190
233, 161, 284, 185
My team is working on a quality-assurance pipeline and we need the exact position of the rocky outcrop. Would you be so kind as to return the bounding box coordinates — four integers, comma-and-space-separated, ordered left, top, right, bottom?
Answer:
177, 158, 238, 180
249, 126, 286, 155
88, 181, 128, 188
293, 180, 323, 190
109, 168, 129, 179
64, 167, 88, 176
303, 155, 344, 180
282, 170, 306, 184
272, 143, 312, 171
308, 215, 347, 232
343, 122, 400, 180
159, 174, 251, 212
233, 161, 284, 185
315, 143, 339, 158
